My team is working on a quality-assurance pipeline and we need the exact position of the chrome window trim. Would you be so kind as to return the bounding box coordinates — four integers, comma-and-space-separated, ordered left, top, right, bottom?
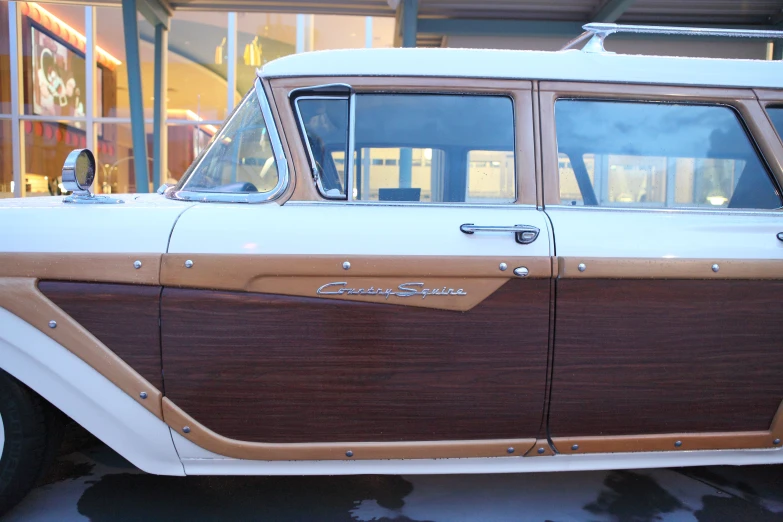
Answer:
166, 78, 289, 204
545, 203, 782, 217
347, 92, 357, 201
292, 95, 350, 200
284, 200, 540, 210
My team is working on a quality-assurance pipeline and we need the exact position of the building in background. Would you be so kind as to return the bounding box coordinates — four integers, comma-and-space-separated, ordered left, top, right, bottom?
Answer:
0, 0, 781, 197
0, 2, 393, 196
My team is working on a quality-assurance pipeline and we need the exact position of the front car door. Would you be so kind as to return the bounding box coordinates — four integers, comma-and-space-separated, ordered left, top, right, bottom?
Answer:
158, 77, 555, 461
540, 82, 783, 454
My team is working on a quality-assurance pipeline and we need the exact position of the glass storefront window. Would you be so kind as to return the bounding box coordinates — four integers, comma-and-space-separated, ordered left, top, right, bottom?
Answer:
0, 119, 12, 195
372, 17, 394, 48
167, 123, 218, 185
168, 12, 228, 122
95, 7, 153, 119
236, 12, 296, 97
22, 119, 86, 196
313, 15, 366, 50
21, 3, 90, 117
1, 1, 11, 114
94, 121, 153, 194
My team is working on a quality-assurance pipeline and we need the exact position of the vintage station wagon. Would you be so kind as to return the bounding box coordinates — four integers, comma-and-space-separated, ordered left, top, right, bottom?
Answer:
2, 23, 783, 514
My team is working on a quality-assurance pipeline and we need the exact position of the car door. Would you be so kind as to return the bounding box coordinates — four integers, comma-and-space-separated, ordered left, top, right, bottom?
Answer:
159, 77, 554, 461
540, 82, 783, 454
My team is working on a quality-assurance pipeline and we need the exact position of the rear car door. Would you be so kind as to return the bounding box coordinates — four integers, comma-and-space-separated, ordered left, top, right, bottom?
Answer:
159, 78, 554, 460
541, 82, 783, 454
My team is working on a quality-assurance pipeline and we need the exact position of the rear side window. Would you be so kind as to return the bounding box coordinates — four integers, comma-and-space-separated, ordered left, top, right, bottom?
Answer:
555, 100, 781, 210
353, 94, 515, 203
766, 107, 783, 141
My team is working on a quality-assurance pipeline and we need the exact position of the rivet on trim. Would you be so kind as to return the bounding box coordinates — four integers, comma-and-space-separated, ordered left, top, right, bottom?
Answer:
499, 263, 508, 271
184, 260, 194, 268
578, 263, 586, 272
711, 264, 719, 273
675, 440, 683, 447
571, 444, 579, 451
774, 438, 781, 445
342, 261, 351, 270
537, 447, 545, 454
48, 320, 57, 329
345, 450, 353, 457
139, 392, 148, 399
506, 447, 514, 454
133, 260, 142, 269
182, 426, 191, 434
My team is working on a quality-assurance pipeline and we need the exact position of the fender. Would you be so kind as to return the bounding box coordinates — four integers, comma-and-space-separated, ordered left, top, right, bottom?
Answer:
0, 308, 184, 476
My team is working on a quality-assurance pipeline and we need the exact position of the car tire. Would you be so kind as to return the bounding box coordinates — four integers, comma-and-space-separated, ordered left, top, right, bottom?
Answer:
0, 369, 64, 516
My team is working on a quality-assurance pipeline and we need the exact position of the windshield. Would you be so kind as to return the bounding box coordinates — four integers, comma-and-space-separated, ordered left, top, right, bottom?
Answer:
176, 86, 280, 194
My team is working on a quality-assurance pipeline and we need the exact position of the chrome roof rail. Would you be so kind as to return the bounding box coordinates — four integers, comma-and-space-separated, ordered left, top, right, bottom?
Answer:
562, 23, 783, 53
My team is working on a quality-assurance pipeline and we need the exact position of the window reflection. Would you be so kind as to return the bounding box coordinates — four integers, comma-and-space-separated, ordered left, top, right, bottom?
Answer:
556, 100, 781, 209
353, 94, 515, 203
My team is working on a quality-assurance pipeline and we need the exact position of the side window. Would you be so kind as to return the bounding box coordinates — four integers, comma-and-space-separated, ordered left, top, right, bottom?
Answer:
296, 97, 349, 199
353, 94, 515, 203
555, 100, 781, 210
766, 107, 783, 141
178, 89, 279, 194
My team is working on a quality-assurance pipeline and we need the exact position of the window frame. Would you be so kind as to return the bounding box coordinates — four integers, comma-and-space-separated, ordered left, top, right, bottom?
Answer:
166, 78, 289, 204
274, 76, 536, 206
292, 90, 353, 200
540, 82, 783, 214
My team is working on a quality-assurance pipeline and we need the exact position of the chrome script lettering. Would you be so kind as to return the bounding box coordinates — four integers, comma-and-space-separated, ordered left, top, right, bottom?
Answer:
317, 282, 467, 299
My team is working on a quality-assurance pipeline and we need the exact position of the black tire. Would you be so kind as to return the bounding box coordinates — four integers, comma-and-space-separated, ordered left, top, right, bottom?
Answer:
0, 370, 64, 516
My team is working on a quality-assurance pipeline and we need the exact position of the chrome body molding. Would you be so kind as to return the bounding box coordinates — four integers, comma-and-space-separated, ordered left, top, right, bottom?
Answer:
166, 78, 289, 204
316, 281, 468, 299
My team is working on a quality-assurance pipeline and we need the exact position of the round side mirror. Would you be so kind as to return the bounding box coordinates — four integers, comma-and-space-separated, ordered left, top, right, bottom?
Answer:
62, 148, 96, 195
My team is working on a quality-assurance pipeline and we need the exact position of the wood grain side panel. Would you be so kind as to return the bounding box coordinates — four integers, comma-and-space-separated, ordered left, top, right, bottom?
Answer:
38, 282, 163, 391
549, 279, 783, 438
162, 279, 551, 444
0, 278, 162, 418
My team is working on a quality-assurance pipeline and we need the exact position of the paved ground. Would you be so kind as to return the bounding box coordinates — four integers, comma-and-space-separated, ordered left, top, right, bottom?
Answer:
3, 436, 783, 521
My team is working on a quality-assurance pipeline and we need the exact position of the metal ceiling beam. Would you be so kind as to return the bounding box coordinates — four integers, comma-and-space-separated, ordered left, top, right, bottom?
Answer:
137, 0, 172, 29
416, 18, 584, 37
590, 0, 637, 23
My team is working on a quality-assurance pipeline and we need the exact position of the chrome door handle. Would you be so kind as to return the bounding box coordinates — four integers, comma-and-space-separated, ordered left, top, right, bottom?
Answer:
460, 223, 540, 245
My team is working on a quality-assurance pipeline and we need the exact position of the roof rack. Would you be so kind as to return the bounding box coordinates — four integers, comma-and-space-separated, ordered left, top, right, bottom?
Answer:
562, 23, 783, 53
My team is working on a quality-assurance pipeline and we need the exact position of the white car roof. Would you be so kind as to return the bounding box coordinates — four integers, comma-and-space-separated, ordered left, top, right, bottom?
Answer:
259, 47, 783, 90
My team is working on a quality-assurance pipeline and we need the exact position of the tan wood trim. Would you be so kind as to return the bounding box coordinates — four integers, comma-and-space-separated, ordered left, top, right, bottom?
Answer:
539, 81, 756, 101
163, 398, 536, 460
161, 254, 553, 311
531, 81, 543, 208
0, 278, 163, 418
524, 439, 555, 457
0, 253, 162, 284
271, 76, 537, 205
556, 257, 783, 279
552, 400, 783, 454
539, 89, 560, 206
538, 82, 783, 206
